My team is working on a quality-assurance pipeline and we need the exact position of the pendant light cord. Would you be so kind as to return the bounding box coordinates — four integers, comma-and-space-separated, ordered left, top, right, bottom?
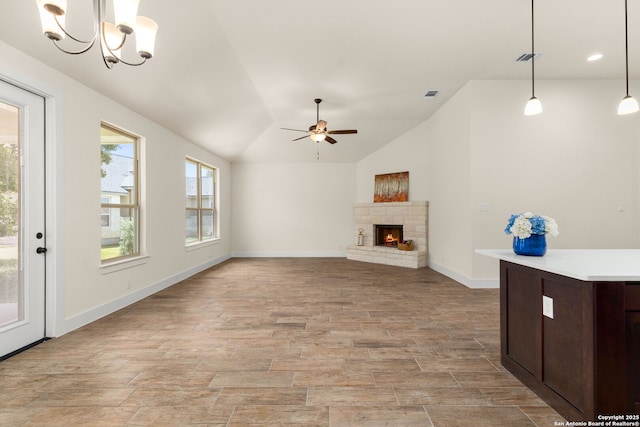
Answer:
531, 0, 535, 97
625, 0, 630, 96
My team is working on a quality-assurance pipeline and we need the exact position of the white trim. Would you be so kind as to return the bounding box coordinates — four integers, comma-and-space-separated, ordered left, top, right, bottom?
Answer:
186, 237, 221, 252
231, 251, 346, 258
99, 255, 150, 274
428, 262, 499, 289
57, 254, 231, 336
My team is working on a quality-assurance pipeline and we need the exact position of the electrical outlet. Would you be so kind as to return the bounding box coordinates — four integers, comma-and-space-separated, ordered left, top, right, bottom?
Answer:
543, 295, 554, 319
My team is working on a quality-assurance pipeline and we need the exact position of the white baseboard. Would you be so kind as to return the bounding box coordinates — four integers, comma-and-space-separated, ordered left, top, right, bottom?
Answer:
428, 262, 499, 289
231, 251, 346, 258
57, 254, 231, 336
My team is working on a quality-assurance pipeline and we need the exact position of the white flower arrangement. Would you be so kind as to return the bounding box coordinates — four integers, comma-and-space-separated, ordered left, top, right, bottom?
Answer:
505, 212, 559, 239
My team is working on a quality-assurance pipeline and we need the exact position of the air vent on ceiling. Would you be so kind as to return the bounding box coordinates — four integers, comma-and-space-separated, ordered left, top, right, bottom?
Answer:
516, 53, 541, 62
423, 90, 440, 99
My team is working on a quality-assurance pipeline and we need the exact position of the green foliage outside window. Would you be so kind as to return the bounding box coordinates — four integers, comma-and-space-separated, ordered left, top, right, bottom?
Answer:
0, 194, 17, 237
101, 144, 118, 178
0, 144, 18, 237
119, 218, 135, 255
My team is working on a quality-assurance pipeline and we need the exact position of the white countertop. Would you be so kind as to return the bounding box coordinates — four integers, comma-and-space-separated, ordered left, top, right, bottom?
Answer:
476, 249, 640, 281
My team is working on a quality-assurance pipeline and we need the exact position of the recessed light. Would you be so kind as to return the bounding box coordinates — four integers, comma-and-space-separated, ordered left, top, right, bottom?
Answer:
587, 53, 604, 62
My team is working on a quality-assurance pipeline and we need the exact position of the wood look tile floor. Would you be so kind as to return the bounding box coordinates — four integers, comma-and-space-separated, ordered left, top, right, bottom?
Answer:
0, 258, 566, 426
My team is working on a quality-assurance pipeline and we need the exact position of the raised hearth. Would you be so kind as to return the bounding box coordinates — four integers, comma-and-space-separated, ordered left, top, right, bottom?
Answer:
347, 201, 428, 268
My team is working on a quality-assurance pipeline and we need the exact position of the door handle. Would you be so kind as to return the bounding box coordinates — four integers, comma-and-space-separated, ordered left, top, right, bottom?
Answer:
36, 247, 47, 254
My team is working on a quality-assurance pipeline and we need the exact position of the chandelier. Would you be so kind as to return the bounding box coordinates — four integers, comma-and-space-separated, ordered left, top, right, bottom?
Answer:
36, 0, 158, 69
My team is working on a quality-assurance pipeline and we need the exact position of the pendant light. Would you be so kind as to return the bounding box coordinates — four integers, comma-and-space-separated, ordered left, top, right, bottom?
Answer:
524, 0, 542, 116
618, 0, 639, 115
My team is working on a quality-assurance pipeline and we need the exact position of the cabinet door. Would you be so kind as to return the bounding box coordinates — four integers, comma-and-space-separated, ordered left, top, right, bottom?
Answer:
627, 311, 640, 412
502, 265, 541, 378
542, 278, 591, 413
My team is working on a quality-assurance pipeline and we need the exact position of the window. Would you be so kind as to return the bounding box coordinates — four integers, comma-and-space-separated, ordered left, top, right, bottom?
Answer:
100, 197, 111, 227
100, 124, 140, 262
186, 158, 217, 244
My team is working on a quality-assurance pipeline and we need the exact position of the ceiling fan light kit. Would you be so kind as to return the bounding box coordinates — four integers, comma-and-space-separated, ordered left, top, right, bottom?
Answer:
309, 133, 327, 142
35, 0, 158, 69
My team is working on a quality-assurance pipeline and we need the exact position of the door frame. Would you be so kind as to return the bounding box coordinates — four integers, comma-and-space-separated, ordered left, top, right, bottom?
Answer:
0, 65, 63, 338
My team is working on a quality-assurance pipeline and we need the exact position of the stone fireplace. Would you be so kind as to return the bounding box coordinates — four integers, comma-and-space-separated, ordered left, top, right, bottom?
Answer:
347, 201, 428, 268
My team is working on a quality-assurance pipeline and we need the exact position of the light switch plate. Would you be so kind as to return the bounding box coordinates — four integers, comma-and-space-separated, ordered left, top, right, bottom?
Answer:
543, 295, 554, 319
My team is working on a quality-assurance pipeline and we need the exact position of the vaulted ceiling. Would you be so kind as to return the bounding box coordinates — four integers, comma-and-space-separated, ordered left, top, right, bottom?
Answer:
0, 1, 633, 162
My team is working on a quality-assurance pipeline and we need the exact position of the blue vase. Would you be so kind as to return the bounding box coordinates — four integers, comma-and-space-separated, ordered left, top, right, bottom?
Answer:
513, 234, 547, 256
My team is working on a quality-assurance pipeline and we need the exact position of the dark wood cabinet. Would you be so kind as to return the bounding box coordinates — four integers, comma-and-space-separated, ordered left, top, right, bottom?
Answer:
503, 266, 541, 377
500, 260, 637, 421
627, 286, 640, 414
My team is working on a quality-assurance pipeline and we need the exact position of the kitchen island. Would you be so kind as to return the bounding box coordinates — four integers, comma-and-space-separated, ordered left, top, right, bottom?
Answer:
477, 249, 640, 421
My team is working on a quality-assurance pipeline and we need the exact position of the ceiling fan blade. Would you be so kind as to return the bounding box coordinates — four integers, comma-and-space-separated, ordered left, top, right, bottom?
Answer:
327, 129, 358, 135
281, 127, 309, 133
325, 135, 338, 144
292, 135, 309, 141
316, 120, 327, 132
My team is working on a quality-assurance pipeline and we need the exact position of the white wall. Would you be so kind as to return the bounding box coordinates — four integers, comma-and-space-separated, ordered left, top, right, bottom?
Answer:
355, 123, 429, 203
469, 79, 640, 280
425, 86, 473, 281
231, 162, 356, 256
357, 84, 473, 280
357, 79, 640, 287
0, 41, 232, 336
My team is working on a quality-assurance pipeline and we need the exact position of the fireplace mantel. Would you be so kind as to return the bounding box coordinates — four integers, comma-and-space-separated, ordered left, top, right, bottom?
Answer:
347, 201, 428, 268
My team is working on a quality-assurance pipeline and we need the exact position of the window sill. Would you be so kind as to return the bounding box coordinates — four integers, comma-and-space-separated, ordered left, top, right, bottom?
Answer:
186, 238, 220, 252
99, 255, 149, 275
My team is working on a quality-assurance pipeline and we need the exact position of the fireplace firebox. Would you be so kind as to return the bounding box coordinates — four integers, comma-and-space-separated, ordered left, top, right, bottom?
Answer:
375, 225, 403, 247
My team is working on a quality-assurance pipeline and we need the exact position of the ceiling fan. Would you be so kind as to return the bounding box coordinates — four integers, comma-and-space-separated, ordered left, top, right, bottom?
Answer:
281, 99, 358, 144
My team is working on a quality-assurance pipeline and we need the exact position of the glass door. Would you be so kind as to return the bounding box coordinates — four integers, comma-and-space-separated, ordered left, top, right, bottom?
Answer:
0, 79, 46, 358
